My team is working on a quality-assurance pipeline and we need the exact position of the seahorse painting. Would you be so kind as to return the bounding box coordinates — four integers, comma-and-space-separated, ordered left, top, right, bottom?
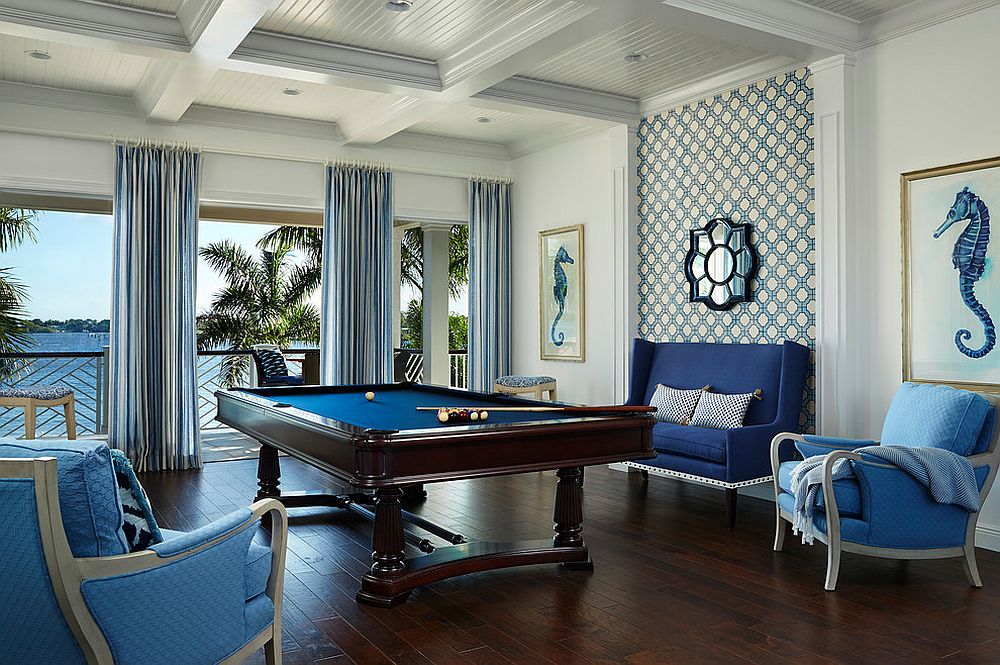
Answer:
550, 245, 574, 346
933, 186, 995, 359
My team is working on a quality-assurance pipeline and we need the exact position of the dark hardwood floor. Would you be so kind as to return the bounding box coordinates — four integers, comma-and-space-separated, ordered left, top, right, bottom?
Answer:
140, 460, 1000, 664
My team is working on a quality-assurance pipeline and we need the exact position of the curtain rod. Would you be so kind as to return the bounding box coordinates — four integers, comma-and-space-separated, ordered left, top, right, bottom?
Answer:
112, 136, 202, 152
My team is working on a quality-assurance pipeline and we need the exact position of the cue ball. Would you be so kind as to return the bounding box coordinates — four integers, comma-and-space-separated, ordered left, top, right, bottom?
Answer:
364, 391, 375, 401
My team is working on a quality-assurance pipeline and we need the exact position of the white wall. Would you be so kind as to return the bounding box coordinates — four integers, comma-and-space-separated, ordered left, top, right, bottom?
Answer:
509, 127, 633, 405
851, 4, 1000, 546
0, 132, 501, 219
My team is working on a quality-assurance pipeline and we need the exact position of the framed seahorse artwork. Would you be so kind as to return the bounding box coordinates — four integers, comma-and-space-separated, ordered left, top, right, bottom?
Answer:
903, 156, 1000, 390
539, 224, 585, 361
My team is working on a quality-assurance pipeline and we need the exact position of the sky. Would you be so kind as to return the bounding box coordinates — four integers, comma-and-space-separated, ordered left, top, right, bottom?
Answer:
2, 210, 467, 320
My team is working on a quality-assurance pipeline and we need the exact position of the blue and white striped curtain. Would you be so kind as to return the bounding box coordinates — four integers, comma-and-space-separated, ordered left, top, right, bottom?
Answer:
468, 178, 512, 392
109, 143, 201, 472
320, 164, 394, 384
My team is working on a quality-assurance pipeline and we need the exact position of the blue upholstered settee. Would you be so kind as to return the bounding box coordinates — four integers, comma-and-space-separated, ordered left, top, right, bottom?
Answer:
624, 339, 810, 525
0, 439, 288, 665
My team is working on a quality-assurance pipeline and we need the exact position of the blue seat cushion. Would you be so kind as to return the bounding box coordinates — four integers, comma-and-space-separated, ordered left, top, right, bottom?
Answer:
881, 383, 994, 455
244, 594, 274, 642
0, 439, 128, 557
159, 529, 271, 601
777, 460, 862, 517
651, 422, 727, 463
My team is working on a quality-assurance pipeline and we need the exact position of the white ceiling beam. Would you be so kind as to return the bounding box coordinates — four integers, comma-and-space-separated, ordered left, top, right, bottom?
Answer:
336, 2, 632, 145
135, 0, 277, 122
475, 77, 639, 125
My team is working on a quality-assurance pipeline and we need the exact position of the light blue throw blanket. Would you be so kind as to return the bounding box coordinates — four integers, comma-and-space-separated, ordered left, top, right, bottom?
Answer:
790, 445, 981, 545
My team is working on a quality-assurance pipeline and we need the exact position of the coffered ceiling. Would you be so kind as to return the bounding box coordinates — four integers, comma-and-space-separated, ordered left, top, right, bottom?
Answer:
0, 0, 991, 158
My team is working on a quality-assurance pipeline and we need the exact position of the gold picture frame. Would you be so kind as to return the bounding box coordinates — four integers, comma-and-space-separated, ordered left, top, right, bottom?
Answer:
539, 224, 585, 362
902, 155, 1000, 391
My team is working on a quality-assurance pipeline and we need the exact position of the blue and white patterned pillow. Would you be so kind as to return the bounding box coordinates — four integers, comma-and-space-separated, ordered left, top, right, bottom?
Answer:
109, 449, 163, 552
690, 390, 758, 429
649, 384, 708, 425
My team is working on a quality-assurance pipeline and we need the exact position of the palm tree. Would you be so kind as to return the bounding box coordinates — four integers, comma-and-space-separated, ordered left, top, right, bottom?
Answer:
258, 223, 471, 298
0, 208, 37, 376
197, 240, 320, 386
400, 225, 469, 297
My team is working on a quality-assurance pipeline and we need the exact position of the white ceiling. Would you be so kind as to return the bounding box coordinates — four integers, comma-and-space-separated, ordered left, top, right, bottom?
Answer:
0, 0, 985, 156
793, 0, 920, 21
196, 69, 396, 124
0, 34, 151, 96
257, 0, 559, 61
521, 19, 768, 99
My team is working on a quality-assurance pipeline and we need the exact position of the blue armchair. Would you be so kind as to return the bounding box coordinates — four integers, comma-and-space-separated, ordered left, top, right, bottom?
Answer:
772, 383, 1000, 590
0, 440, 288, 664
624, 338, 810, 526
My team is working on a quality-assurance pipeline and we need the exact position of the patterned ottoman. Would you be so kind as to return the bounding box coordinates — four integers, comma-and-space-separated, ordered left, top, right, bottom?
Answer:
0, 384, 76, 439
493, 375, 557, 401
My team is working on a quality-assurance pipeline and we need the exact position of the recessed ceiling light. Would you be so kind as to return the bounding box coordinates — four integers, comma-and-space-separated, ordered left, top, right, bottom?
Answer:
624, 53, 648, 64
476, 116, 494, 124
385, 0, 413, 12
25, 50, 52, 61
282, 88, 303, 96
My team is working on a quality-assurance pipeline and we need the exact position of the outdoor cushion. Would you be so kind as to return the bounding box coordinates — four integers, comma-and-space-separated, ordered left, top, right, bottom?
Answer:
778, 460, 862, 517
495, 375, 555, 388
0, 385, 73, 400
651, 422, 727, 463
881, 383, 993, 455
0, 439, 127, 557
159, 529, 271, 601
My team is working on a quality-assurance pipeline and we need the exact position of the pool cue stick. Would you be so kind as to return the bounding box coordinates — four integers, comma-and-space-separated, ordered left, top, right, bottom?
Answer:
416, 405, 657, 414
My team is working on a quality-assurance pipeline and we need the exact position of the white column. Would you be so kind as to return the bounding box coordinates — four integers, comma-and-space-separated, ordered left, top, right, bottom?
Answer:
391, 226, 403, 350
422, 223, 451, 386
811, 55, 859, 436
610, 123, 640, 404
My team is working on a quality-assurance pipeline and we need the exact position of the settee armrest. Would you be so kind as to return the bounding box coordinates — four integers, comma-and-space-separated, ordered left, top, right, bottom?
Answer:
726, 424, 788, 483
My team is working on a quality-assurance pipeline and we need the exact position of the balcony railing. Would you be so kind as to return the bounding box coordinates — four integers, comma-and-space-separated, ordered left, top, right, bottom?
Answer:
0, 347, 463, 439
0, 348, 320, 438
393, 348, 468, 388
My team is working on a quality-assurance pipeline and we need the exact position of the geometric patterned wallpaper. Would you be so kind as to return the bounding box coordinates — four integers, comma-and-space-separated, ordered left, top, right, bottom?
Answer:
636, 67, 816, 430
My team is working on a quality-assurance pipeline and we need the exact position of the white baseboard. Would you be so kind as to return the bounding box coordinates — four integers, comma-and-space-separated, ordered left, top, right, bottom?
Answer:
976, 522, 1000, 552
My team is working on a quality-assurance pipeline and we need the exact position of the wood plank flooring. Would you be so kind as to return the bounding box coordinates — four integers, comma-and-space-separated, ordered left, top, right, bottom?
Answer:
140, 460, 1000, 664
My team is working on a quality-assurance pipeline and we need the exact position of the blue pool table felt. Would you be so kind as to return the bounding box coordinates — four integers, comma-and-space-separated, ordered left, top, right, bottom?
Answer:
247, 388, 580, 431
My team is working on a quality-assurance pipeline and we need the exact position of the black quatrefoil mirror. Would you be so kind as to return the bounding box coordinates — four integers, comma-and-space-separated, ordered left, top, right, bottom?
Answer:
684, 217, 759, 311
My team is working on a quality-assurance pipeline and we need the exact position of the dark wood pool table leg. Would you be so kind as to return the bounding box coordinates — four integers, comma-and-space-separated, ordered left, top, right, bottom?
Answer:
256, 443, 281, 501
554, 466, 593, 571
357, 487, 410, 607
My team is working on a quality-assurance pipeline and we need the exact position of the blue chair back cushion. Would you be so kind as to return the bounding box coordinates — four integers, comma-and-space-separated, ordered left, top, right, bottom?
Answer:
881, 383, 994, 456
637, 342, 785, 426
0, 478, 86, 664
0, 439, 128, 557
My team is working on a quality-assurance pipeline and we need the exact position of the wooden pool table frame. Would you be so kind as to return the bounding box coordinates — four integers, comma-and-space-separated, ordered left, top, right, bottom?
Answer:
216, 382, 655, 607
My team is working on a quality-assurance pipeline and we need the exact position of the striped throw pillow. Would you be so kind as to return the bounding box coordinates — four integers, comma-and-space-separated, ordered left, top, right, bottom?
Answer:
649, 384, 709, 425
690, 390, 758, 429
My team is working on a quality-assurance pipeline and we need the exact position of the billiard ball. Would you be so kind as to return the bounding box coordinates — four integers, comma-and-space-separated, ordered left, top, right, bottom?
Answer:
364, 391, 375, 401
437, 408, 449, 423
469, 411, 479, 421
479, 410, 489, 421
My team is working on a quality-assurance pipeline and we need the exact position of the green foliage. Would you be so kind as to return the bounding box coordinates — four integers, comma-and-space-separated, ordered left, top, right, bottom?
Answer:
197, 239, 320, 386
400, 225, 470, 297
399, 299, 468, 351
25, 318, 110, 333
0, 208, 37, 375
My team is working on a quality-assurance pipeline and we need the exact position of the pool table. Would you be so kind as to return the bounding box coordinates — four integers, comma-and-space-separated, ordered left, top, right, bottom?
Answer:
216, 382, 655, 607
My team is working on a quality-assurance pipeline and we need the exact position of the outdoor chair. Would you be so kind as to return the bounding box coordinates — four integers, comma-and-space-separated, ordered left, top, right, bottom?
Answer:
251, 344, 304, 387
